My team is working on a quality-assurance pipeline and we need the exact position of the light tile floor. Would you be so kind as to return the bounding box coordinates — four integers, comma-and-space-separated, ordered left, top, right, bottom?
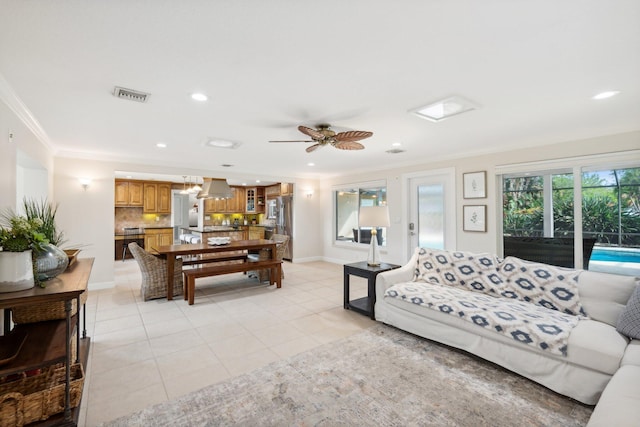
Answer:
79, 259, 375, 426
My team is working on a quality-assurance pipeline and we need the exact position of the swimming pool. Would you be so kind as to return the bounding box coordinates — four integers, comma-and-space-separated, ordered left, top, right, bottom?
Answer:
590, 247, 640, 263
589, 246, 640, 276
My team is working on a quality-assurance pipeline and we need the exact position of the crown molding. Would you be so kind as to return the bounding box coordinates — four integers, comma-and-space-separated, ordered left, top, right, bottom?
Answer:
0, 72, 54, 152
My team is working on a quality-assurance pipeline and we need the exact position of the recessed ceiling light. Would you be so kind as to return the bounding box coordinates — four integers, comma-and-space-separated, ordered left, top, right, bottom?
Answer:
592, 91, 620, 100
410, 95, 479, 122
307, 162, 315, 166
242, 183, 247, 186
392, 142, 402, 147
191, 93, 208, 101
156, 143, 167, 148
206, 139, 241, 149
256, 180, 261, 183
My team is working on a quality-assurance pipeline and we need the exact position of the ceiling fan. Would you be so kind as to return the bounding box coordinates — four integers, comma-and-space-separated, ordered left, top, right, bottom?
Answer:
269, 124, 373, 153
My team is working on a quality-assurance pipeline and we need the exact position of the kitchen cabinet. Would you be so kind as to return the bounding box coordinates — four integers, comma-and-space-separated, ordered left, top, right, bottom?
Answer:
246, 187, 265, 213
227, 187, 244, 212
144, 228, 173, 251
115, 180, 144, 207
203, 186, 245, 213
143, 182, 171, 214
265, 184, 280, 197
248, 226, 265, 240
280, 182, 293, 196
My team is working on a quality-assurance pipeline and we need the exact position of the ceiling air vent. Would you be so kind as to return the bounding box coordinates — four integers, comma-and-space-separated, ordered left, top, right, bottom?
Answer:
386, 148, 406, 154
113, 86, 150, 103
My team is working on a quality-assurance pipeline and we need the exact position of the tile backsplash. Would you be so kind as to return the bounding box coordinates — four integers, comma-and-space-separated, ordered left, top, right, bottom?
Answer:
114, 207, 171, 232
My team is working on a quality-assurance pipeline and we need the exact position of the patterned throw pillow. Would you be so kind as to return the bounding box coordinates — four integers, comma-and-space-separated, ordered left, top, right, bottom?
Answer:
413, 248, 503, 296
499, 256, 586, 316
617, 285, 640, 339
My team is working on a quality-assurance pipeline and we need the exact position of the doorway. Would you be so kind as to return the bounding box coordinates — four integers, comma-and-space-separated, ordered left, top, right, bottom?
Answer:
406, 168, 456, 257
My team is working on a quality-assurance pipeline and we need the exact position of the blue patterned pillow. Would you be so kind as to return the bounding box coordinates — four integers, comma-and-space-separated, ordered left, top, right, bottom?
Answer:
499, 257, 587, 317
617, 285, 640, 339
413, 248, 503, 296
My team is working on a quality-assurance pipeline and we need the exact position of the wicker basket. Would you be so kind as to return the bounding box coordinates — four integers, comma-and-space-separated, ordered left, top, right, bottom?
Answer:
11, 291, 88, 324
0, 363, 84, 427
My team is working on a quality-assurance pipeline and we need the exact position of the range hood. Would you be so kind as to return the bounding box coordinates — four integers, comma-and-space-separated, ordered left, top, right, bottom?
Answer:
196, 178, 233, 199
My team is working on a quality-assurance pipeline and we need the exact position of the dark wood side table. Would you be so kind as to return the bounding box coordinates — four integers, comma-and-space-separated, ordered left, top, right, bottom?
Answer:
343, 261, 400, 320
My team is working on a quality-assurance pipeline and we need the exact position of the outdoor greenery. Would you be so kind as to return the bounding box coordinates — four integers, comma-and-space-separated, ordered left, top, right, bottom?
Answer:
503, 168, 640, 247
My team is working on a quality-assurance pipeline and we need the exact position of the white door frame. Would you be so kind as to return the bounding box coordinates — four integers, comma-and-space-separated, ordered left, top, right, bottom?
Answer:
402, 168, 457, 261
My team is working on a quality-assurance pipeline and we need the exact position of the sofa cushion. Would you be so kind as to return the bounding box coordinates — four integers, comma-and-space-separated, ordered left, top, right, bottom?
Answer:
568, 320, 629, 375
413, 248, 503, 295
499, 256, 586, 316
383, 283, 626, 375
386, 281, 580, 356
586, 365, 640, 427
577, 271, 639, 327
622, 340, 640, 366
617, 285, 640, 339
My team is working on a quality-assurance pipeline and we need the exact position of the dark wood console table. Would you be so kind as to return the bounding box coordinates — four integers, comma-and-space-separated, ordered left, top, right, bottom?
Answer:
0, 257, 93, 426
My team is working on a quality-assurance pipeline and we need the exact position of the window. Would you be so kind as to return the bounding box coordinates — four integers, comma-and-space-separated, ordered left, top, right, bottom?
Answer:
502, 165, 640, 275
335, 182, 387, 245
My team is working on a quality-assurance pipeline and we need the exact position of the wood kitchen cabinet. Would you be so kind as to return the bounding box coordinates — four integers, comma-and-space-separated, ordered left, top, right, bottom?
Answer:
248, 226, 265, 240
228, 187, 244, 212
280, 182, 293, 196
265, 184, 280, 197
143, 182, 171, 214
203, 186, 245, 213
115, 180, 144, 207
246, 187, 265, 213
144, 228, 173, 251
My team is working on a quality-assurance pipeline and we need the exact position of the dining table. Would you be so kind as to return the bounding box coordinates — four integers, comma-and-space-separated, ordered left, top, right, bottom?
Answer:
153, 239, 278, 300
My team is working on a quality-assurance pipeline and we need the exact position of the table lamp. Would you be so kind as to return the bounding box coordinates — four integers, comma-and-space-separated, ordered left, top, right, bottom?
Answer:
359, 206, 390, 266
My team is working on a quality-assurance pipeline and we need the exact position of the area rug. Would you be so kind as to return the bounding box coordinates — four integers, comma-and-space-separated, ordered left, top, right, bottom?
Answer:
101, 324, 592, 426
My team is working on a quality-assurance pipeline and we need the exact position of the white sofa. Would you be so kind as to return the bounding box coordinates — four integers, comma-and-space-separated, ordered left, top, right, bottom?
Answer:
375, 248, 639, 414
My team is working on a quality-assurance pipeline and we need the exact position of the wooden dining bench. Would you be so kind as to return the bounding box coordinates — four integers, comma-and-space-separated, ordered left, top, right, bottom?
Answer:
182, 258, 282, 305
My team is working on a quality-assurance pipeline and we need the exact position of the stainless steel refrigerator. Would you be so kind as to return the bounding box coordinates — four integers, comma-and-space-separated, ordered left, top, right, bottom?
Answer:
275, 195, 293, 260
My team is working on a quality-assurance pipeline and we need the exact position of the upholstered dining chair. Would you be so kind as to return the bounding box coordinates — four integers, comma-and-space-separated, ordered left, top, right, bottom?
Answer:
248, 233, 290, 282
128, 242, 183, 301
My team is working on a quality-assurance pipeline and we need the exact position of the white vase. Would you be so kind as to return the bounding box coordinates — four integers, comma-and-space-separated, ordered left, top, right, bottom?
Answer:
0, 250, 35, 292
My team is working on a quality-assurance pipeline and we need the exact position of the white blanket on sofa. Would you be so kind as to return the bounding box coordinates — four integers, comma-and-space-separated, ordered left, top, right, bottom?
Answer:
385, 281, 581, 356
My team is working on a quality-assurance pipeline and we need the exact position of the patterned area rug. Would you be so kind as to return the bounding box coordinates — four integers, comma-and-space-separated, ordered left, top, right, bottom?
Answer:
101, 324, 592, 426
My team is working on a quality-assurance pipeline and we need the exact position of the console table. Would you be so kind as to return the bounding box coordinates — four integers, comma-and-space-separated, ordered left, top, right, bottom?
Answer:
0, 257, 93, 426
343, 261, 400, 320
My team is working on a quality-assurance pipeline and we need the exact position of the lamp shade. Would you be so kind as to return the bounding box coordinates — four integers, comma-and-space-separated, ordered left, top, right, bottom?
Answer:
359, 206, 390, 228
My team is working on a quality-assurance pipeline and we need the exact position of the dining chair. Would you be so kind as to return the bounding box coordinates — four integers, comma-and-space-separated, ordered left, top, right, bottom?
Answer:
248, 233, 289, 282
128, 242, 183, 301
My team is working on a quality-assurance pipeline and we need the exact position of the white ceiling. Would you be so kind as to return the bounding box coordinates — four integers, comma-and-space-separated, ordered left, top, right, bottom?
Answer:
1, 1, 639, 181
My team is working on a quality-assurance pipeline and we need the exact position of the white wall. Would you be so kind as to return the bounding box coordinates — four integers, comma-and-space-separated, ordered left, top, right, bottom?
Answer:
321, 131, 640, 267
0, 99, 54, 212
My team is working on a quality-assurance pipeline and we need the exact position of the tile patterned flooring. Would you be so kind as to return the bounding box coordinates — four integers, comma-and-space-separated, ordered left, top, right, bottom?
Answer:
79, 259, 374, 426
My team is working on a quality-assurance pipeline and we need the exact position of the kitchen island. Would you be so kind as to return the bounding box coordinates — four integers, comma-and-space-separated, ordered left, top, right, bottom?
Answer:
180, 226, 246, 242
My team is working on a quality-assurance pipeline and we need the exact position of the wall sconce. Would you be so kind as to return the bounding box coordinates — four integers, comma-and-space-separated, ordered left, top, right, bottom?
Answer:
305, 189, 314, 198
79, 178, 92, 191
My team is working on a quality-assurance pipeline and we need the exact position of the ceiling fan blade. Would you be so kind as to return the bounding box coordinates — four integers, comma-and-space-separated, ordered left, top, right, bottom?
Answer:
298, 125, 325, 140
305, 143, 323, 153
334, 141, 365, 150
268, 140, 315, 143
334, 130, 373, 142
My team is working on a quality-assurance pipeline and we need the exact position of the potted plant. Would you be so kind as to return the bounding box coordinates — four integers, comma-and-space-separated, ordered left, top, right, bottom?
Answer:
0, 214, 47, 292
21, 199, 72, 281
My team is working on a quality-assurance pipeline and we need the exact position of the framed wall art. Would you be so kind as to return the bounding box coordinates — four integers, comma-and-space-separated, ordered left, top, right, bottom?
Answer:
463, 171, 486, 199
463, 205, 486, 232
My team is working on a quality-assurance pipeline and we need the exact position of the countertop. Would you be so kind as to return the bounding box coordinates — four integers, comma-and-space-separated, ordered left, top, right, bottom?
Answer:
182, 226, 243, 233
114, 226, 173, 237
